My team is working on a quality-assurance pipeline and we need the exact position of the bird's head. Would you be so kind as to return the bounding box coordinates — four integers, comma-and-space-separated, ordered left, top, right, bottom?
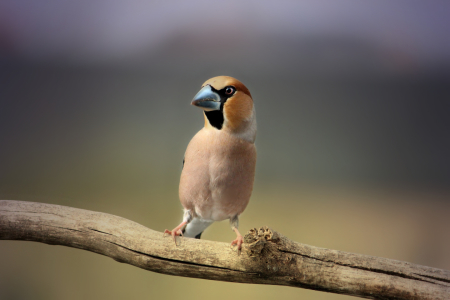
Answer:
191, 76, 256, 143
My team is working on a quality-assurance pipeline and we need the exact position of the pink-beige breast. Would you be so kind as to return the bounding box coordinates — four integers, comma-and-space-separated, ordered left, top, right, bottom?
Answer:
179, 128, 256, 221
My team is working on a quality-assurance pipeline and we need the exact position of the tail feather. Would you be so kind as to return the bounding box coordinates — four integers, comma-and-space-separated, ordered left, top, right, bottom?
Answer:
183, 218, 213, 239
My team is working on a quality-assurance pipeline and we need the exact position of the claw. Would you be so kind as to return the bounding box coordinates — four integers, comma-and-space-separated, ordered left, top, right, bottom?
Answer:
231, 226, 244, 252
231, 235, 244, 252
164, 221, 187, 246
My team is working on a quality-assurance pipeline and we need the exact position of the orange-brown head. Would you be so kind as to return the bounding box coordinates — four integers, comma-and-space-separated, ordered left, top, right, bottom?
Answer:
191, 76, 256, 143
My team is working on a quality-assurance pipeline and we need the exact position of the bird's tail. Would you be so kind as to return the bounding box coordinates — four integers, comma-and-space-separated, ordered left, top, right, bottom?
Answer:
183, 218, 214, 239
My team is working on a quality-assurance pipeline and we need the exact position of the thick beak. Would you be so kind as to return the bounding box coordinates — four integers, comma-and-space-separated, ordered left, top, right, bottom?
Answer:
191, 85, 221, 111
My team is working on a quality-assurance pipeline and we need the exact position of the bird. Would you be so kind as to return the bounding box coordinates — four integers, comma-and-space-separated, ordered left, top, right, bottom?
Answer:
164, 76, 257, 250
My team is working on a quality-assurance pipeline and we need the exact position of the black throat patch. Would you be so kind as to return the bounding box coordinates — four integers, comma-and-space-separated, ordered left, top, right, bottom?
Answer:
205, 110, 224, 130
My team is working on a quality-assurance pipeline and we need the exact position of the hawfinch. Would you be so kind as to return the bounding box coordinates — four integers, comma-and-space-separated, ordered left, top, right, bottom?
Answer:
164, 76, 256, 250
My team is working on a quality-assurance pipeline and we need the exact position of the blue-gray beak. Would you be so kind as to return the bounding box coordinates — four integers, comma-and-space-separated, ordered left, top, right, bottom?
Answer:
191, 85, 221, 111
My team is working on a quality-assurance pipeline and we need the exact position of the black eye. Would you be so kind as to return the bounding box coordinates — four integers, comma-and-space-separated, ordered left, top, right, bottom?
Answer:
225, 86, 235, 96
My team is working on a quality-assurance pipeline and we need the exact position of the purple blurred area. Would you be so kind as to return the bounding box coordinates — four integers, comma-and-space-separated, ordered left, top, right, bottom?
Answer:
1, 1, 449, 65
0, 1, 449, 300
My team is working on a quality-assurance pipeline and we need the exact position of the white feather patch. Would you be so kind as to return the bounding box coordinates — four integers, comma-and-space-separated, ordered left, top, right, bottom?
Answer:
183, 218, 214, 238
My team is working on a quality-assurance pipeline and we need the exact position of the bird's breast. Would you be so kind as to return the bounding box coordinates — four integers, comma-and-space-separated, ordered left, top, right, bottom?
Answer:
179, 128, 256, 221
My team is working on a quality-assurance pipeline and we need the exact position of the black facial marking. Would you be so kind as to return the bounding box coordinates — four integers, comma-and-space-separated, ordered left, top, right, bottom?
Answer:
204, 85, 236, 130
205, 110, 224, 129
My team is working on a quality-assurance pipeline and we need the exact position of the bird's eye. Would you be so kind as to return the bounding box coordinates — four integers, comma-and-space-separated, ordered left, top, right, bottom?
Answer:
225, 86, 235, 96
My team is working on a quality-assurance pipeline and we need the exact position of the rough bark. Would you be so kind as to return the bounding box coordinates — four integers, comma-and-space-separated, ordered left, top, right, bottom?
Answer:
0, 200, 449, 300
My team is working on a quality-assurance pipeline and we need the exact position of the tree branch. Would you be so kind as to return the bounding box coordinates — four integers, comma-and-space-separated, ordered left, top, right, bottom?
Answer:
1, 200, 449, 300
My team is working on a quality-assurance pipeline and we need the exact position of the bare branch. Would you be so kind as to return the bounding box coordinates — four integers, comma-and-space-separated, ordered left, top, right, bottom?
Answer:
1, 200, 449, 300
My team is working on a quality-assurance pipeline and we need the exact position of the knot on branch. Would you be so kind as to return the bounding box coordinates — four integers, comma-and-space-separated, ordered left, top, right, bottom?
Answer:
244, 226, 281, 258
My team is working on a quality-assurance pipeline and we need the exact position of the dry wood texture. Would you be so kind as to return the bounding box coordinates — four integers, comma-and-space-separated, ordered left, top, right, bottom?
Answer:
1, 200, 449, 300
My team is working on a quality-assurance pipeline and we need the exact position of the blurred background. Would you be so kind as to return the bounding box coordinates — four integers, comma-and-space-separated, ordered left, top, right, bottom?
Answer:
1, 1, 449, 299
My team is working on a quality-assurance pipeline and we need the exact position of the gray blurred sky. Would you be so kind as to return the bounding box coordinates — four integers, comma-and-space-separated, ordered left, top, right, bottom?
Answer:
1, 0, 449, 65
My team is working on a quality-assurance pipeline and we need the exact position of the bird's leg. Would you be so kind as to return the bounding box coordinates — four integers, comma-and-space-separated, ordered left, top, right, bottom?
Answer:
164, 221, 186, 237
164, 209, 192, 246
231, 227, 244, 250
164, 221, 186, 244
230, 215, 244, 250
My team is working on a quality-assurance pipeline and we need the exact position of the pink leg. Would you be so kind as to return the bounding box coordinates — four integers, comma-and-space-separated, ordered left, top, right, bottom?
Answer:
231, 227, 244, 250
164, 221, 187, 245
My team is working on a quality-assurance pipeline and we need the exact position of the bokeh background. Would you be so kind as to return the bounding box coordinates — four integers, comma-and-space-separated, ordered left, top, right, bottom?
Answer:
1, 1, 450, 299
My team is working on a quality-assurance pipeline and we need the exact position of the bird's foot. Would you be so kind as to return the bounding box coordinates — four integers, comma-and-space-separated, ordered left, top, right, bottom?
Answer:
231, 235, 244, 252
164, 229, 183, 246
